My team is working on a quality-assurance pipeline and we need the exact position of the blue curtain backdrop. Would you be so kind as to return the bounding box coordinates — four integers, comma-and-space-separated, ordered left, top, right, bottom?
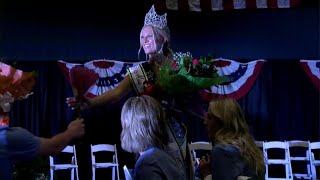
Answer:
10, 60, 320, 140
7, 60, 319, 178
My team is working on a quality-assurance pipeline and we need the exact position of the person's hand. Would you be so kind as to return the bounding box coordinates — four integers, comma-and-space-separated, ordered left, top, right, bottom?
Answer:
199, 155, 211, 178
67, 118, 85, 139
66, 95, 91, 110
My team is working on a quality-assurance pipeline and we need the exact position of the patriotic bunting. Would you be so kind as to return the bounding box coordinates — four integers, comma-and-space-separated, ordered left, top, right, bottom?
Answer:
300, 60, 320, 91
58, 59, 265, 100
199, 59, 265, 100
57, 59, 142, 97
163, 0, 301, 12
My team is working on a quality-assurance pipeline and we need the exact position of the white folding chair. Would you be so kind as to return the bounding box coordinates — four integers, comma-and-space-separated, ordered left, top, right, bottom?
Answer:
187, 141, 212, 178
50, 145, 79, 180
287, 140, 312, 179
123, 165, 133, 180
309, 141, 320, 180
263, 141, 293, 180
90, 144, 120, 180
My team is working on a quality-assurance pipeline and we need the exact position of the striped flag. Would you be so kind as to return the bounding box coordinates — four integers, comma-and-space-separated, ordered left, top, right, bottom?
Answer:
58, 59, 265, 100
300, 60, 320, 91
57, 59, 142, 97
199, 59, 265, 100
163, 0, 301, 12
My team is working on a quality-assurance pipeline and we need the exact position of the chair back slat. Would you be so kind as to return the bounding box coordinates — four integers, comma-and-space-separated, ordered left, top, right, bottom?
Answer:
62, 145, 75, 153
91, 144, 116, 152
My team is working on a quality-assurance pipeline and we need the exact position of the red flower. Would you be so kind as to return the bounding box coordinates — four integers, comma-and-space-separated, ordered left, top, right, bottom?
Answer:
192, 59, 199, 65
172, 61, 178, 69
0, 113, 9, 126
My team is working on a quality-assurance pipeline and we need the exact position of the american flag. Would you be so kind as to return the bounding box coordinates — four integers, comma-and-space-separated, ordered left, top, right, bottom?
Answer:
159, 0, 300, 12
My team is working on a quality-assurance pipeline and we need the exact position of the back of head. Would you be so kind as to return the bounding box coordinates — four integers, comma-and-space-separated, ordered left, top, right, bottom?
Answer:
120, 95, 168, 153
208, 97, 248, 140
208, 97, 265, 177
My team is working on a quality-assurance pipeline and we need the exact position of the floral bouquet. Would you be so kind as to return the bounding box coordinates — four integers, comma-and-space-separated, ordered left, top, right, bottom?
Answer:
68, 66, 99, 118
157, 52, 229, 94
0, 62, 36, 125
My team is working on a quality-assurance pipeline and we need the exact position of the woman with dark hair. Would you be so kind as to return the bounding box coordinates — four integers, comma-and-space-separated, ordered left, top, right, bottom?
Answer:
120, 95, 187, 180
199, 98, 265, 180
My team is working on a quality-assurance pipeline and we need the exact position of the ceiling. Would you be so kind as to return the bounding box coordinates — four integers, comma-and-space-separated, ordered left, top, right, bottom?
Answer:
2, 0, 153, 23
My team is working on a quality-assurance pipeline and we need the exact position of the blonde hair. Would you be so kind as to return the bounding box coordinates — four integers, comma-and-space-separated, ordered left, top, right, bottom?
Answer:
120, 95, 169, 153
208, 97, 265, 177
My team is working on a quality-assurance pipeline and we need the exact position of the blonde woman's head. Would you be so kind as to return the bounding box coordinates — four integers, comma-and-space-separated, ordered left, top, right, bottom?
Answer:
120, 95, 168, 153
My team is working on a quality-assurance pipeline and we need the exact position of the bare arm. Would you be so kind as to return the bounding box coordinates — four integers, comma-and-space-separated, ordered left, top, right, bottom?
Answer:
39, 134, 73, 156
66, 75, 133, 109
90, 75, 133, 108
38, 118, 85, 156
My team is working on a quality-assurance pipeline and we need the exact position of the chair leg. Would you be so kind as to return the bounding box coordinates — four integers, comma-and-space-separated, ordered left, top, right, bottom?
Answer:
311, 164, 316, 180
116, 166, 120, 180
265, 165, 268, 180
50, 169, 53, 180
76, 167, 79, 180
112, 167, 115, 180
92, 167, 95, 180
71, 168, 74, 180
285, 164, 289, 179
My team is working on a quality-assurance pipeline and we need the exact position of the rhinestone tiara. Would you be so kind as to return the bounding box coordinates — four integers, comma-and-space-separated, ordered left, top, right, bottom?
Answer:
144, 5, 167, 29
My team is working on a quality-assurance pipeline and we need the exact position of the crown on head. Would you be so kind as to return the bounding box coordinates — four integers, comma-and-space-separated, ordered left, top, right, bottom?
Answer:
144, 5, 167, 29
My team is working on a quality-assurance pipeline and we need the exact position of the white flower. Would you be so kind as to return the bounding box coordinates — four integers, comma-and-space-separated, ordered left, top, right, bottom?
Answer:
173, 52, 193, 61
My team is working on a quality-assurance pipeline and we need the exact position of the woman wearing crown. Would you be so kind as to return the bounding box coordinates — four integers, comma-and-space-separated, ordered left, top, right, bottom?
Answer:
67, 5, 172, 107
66, 4, 190, 178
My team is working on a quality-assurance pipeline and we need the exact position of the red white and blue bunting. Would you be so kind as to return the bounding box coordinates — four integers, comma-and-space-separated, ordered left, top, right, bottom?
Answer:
300, 60, 320, 91
57, 59, 142, 97
163, 0, 301, 12
58, 59, 265, 100
199, 59, 265, 100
